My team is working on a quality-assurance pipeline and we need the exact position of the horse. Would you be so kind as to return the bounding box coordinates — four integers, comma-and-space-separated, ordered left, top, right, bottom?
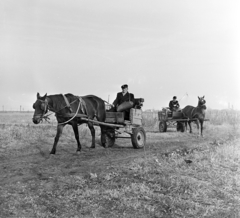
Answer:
32, 93, 107, 154
182, 96, 207, 137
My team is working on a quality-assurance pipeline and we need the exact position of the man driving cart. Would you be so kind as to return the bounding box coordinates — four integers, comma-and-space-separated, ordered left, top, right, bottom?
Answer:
111, 84, 134, 120
169, 96, 180, 112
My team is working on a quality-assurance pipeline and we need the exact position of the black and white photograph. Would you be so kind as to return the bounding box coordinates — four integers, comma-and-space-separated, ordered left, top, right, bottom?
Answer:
0, 0, 239, 217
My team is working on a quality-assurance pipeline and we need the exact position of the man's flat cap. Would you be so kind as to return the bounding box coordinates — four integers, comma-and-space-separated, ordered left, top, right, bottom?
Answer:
121, 84, 128, 89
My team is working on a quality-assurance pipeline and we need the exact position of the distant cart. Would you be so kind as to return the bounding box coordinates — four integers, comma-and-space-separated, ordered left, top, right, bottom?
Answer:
158, 108, 209, 133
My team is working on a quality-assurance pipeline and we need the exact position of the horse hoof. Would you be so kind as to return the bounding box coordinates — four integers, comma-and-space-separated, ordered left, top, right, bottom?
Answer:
90, 146, 95, 149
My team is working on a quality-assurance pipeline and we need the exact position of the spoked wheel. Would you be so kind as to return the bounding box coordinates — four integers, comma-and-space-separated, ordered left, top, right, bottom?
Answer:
159, 121, 167, 132
176, 122, 185, 132
131, 127, 146, 149
101, 129, 115, 147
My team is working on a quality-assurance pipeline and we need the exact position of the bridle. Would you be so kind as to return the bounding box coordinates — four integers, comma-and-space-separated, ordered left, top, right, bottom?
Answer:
198, 98, 206, 108
190, 98, 206, 118
33, 96, 85, 124
33, 98, 50, 122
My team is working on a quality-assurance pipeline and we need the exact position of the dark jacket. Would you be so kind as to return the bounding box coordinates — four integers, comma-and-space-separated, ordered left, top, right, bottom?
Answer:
169, 100, 180, 111
113, 92, 135, 107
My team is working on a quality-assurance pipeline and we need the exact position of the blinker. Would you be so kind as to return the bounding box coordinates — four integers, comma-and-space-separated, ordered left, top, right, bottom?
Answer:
41, 102, 46, 111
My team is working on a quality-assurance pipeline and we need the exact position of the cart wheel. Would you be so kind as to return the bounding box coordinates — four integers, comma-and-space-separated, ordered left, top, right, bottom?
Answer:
159, 121, 167, 132
176, 122, 185, 132
131, 127, 146, 149
101, 130, 115, 147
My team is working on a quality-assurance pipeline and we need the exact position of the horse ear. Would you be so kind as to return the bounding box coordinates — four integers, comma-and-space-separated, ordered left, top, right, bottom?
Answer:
198, 96, 200, 99
203, 95, 205, 98
37, 93, 40, 99
43, 93, 47, 99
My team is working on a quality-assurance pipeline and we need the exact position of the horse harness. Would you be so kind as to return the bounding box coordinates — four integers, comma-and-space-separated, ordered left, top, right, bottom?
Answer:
34, 94, 88, 124
183, 104, 206, 120
61, 94, 88, 115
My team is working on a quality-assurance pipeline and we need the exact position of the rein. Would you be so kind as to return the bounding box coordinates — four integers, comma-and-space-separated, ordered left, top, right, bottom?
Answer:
57, 98, 83, 125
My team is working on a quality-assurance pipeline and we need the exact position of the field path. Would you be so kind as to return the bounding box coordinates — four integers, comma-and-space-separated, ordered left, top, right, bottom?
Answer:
0, 128, 213, 187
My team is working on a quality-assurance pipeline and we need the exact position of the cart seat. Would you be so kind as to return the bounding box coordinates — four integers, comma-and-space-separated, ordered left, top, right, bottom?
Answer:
133, 98, 144, 109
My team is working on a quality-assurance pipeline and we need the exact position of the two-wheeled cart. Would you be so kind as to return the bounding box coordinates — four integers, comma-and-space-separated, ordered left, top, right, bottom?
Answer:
102, 107, 146, 148
158, 108, 208, 133
72, 98, 146, 148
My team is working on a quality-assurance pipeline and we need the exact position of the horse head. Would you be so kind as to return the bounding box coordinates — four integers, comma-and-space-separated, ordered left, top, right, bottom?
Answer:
32, 93, 48, 124
198, 96, 206, 109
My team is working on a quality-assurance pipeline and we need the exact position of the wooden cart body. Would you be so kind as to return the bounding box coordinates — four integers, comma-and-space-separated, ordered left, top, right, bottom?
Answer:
64, 99, 146, 148
103, 108, 146, 148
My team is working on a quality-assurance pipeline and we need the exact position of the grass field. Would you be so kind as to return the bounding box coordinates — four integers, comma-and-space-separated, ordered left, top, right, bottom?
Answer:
0, 111, 240, 217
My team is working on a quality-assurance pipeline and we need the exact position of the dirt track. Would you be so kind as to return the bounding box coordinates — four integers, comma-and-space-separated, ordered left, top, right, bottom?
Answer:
0, 128, 211, 187
2, 124, 237, 218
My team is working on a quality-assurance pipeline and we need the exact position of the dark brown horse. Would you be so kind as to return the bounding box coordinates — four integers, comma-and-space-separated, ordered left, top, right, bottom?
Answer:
182, 96, 207, 137
32, 93, 107, 154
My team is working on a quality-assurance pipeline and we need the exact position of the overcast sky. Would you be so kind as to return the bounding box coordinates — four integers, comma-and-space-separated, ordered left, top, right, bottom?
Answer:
0, 0, 239, 111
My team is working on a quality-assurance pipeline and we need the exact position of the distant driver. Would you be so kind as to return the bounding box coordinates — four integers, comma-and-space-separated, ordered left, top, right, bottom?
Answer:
169, 96, 180, 112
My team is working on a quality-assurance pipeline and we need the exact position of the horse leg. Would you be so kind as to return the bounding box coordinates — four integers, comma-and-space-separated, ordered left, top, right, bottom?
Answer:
100, 126, 106, 148
185, 122, 188, 132
72, 122, 81, 152
195, 119, 200, 137
200, 120, 204, 137
188, 121, 192, 133
50, 124, 64, 154
88, 122, 96, 148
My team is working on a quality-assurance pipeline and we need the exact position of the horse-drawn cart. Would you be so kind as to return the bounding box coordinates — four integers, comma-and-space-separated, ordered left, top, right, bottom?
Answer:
75, 98, 146, 149
158, 107, 209, 133
158, 108, 185, 132
102, 107, 146, 148
33, 93, 146, 154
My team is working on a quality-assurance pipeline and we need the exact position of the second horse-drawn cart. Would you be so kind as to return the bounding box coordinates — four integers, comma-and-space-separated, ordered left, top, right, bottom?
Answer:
158, 108, 187, 132
158, 107, 209, 133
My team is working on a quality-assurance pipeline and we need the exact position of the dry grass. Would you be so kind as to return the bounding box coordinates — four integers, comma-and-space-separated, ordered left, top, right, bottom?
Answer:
0, 112, 240, 217
206, 109, 240, 127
